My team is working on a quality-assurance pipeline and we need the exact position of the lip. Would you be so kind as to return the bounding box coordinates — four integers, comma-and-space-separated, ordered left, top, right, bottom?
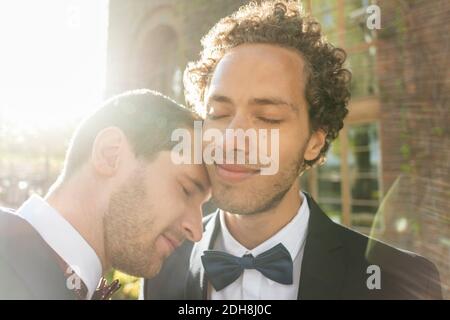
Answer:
215, 163, 260, 183
162, 234, 181, 253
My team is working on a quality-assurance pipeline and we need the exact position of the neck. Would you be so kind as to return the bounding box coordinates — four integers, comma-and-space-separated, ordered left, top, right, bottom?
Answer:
45, 174, 110, 273
224, 183, 303, 250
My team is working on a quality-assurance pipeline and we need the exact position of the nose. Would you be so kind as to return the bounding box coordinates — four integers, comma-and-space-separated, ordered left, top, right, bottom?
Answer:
226, 110, 251, 131
180, 207, 203, 242
223, 112, 252, 153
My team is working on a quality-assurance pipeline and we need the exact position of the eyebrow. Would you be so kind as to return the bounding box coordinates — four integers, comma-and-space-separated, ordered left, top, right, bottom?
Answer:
207, 94, 298, 114
206, 94, 233, 105
249, 97, 299, 114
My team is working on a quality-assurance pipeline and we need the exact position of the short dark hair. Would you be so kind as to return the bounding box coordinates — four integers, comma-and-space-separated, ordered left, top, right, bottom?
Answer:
184, 0, 351, 170
63, 89, 198, 179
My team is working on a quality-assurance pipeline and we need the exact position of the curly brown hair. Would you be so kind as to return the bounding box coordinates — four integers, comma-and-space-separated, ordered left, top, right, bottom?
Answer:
184, 0, 351, 170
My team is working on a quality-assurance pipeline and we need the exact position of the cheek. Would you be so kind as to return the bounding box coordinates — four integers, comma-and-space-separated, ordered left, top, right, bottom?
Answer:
154, 190, 187, 228
277, 131, 304, 164
203, 119, 228, 134
203, 120, 215, 132
134, 184, 169, 231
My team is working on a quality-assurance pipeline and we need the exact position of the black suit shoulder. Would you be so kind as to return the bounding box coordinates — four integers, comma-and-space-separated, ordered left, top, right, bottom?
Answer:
0, 209, 75, 299
331, 221, 442, 299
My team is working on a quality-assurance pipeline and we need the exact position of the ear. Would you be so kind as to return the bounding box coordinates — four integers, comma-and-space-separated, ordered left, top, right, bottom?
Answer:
91, 127, 126, 177
304, 129, 327, 162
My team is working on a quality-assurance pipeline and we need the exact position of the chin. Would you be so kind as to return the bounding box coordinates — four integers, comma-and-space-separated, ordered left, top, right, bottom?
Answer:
212, 195, 255, 215
212, 186, 255, 209
137, 257, 163, 279
145, 263, 163, 279
133, 245, 165, 279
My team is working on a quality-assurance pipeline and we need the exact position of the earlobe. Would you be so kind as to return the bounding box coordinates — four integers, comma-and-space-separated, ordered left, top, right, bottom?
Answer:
304, 129, 327, 161
91, 127, 125, 177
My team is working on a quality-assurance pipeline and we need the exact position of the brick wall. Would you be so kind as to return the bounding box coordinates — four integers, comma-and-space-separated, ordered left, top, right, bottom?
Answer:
376, 0, 450, 298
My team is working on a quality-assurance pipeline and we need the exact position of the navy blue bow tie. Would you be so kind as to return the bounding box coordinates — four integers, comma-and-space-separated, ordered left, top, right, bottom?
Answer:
201, 243, 293, 291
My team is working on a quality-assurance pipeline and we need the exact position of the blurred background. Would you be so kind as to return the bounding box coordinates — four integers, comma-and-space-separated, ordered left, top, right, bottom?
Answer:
0, 0, 448, 299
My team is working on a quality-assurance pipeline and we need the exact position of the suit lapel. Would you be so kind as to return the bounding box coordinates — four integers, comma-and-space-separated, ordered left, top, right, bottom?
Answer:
298, 193, 346, 299
185, 211, 221, 299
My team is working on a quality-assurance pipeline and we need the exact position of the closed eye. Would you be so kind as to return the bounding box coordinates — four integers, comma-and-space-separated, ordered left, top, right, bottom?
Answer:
206, 113, 229, 120
181, 185, 191, 197
258, 117, 283, 124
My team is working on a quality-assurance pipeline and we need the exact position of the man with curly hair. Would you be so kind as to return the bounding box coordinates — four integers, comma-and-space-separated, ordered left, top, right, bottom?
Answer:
143, 0, 441, 299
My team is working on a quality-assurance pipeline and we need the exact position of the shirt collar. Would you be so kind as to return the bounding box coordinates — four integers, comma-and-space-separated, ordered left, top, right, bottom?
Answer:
219, 191, 310, 261
16, 194, 102, 299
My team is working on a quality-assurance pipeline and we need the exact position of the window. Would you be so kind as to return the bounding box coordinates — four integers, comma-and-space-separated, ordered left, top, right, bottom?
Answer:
317, 139, 342, 224
311, 0, 339, 46
348, 122, 381, 230
302, 122, 382, 234
303, 0, 382, 235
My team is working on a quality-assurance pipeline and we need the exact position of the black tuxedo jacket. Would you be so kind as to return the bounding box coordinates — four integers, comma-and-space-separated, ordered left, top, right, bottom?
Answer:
0, 208, 76, 299
143, 193, 442, 300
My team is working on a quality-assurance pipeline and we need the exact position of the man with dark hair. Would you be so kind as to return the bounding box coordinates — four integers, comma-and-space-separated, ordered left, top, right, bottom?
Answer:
143, 1, 442, 299
0, 89, 210, 299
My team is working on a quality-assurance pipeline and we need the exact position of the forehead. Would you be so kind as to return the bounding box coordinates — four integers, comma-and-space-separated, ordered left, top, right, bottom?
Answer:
176, 161, 209, 182
147, 150, 209, 190
208, 44, 307, 100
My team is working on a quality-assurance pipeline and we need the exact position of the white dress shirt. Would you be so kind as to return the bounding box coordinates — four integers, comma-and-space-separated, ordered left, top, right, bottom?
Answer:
210, 192, 310, 300
16, 194, 102, 299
